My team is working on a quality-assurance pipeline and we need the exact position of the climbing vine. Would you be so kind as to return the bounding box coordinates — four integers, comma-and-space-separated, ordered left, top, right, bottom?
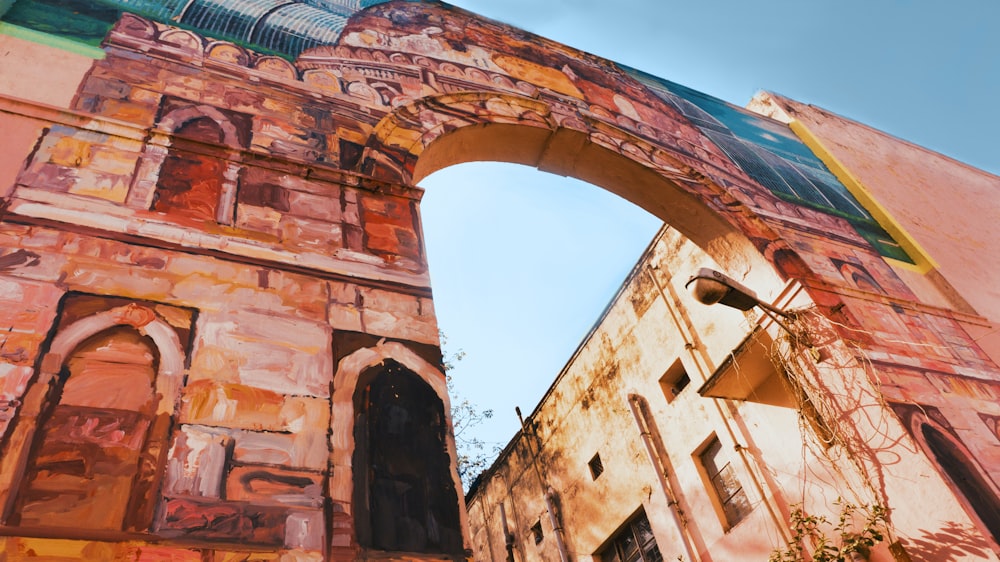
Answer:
760, 307, 897, 560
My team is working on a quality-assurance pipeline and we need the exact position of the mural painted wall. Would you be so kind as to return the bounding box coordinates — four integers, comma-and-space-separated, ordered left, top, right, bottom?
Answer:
0, 0, 997, 560
0, 0, 914, 261
0, 0, 396, 56
627, 70, 912, 262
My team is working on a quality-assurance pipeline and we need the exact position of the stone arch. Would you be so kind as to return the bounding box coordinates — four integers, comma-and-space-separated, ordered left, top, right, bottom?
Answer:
157, 105, 242, 143
363, 92, 556, 166
360, 91, 801, 292
908, 411, 1000, 545
354, 360, 463, 553
332, 0, 933, 319
0, 303, 186, 530
126, 104, 245, 224
347, 81, 386, 107
329, 340, 468, 553
254, 56, 299, 80
206, 41, 251, 66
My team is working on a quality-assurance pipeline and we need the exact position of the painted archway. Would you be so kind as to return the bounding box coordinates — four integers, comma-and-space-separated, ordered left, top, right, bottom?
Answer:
2, 0, 1000, 558
365, 91, 791, 285
331, 340, 467, 557
0, 301, 187, 531
291, 2, 913, 301
901, 407, 1000, 548
126, 103, 248, 225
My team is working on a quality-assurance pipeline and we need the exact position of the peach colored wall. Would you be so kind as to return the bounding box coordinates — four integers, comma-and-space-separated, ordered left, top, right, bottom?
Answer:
465, 226, 995, 562
0, 37, 96, 197
0, 35, 94, 108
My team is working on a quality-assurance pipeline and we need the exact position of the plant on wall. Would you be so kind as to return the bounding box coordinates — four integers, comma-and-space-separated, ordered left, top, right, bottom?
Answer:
769, 500, 888, 562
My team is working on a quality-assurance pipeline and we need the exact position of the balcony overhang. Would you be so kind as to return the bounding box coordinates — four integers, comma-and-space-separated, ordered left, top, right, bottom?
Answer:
697, 327, 792, 407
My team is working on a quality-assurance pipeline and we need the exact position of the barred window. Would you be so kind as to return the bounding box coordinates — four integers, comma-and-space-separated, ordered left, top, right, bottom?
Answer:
700, 437, 753, 528
599, 509, 663, 562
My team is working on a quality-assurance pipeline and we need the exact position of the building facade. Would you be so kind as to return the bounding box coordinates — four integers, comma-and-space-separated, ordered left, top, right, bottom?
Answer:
0, 1, 997, 560
465, 90, 1000, 561
465, 225, 823, 561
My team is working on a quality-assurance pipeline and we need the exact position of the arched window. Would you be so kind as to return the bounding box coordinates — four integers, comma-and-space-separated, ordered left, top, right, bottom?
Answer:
353, 360, 463, 554
152, 117, 226, 222
0, 296, 189, 533
922, 423, 1000, 542
126, 103, 247, 225
11, 326, 160, 530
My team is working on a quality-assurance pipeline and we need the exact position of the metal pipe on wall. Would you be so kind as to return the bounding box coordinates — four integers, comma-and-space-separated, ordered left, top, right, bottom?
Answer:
517, 407, 570, 562
628, 393, 702, 562
544, 487, 570, 562
499, 501, 516, 562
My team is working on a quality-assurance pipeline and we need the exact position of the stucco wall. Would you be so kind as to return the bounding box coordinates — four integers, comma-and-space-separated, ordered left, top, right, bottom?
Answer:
465, 229, 796, 560
466, 226, 998, 562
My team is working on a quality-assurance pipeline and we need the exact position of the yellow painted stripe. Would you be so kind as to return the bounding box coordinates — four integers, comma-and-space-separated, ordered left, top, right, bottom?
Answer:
0, 22, 105, 59
788, 119, 936, 274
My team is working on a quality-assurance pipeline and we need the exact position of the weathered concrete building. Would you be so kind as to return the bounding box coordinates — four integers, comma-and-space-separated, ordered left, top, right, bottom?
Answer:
463, 91, 1000, 561
0, 1, 997, 561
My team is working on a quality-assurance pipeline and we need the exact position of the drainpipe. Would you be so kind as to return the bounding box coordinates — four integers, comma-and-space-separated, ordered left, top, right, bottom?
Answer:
628, 393, 702, 562
479, 479, 498, 560
544, 487, 570, 562
517, 407, 570, 562
499, 501, 516, 562
500, 469, 527, 562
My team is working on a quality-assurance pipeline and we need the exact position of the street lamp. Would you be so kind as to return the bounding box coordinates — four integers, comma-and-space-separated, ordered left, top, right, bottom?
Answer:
685, 268, 794, 330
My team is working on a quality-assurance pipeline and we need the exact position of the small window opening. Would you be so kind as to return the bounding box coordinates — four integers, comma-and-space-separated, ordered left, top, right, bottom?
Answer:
660, 359, 690, 403
530, 521, 544, 545
589, 453, 605, 480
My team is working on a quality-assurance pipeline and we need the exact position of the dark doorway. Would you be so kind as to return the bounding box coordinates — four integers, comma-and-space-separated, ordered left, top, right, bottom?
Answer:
353, 360, 463, 555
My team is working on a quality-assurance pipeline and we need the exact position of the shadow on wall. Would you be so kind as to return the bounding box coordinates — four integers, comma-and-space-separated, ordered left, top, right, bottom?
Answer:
904, 521, 993, 561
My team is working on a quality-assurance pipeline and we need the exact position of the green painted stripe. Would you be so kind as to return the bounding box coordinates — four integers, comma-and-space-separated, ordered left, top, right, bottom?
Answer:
0, 22, 105, 59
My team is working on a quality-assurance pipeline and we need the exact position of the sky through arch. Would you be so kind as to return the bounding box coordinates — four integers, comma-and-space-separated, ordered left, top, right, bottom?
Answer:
420, 162, 663, 450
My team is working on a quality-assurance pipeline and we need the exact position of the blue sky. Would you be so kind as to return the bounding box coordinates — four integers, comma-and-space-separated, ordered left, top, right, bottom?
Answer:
421, 0, 999, 453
